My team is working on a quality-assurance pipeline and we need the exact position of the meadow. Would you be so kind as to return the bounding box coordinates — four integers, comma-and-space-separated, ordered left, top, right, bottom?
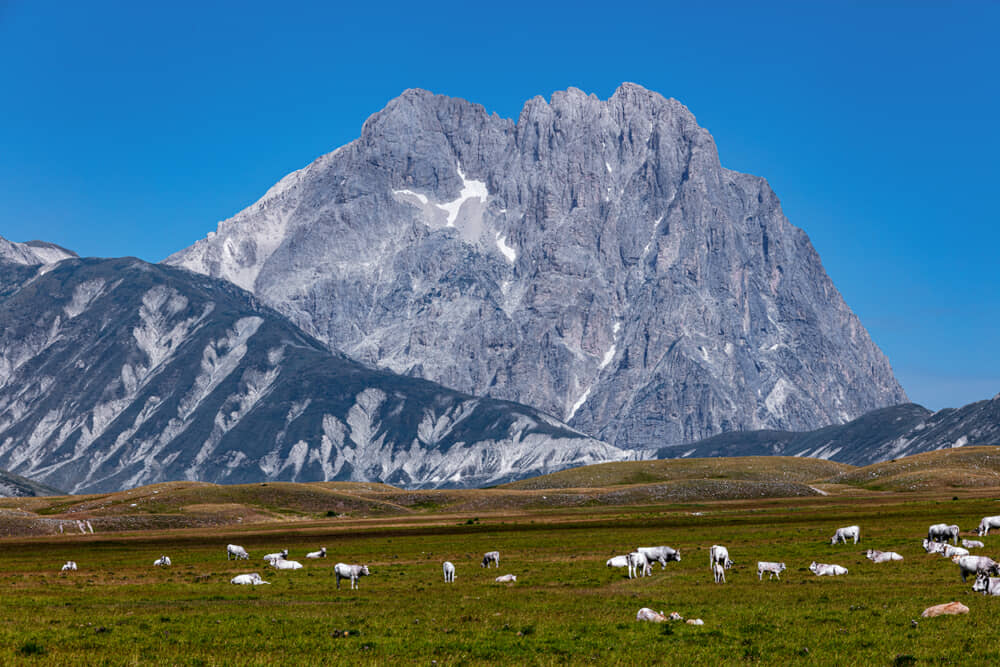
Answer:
3, 454, 1000, 665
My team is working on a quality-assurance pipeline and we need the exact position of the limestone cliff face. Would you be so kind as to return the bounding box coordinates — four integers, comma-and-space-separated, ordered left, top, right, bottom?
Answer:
167, 83, 907, 448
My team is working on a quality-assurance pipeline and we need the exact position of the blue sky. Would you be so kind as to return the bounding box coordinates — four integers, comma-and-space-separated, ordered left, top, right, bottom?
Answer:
1, 1, 997, 411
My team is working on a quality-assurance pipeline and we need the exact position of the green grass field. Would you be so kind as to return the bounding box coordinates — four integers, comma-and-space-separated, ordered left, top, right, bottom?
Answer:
4, 487, 1000, 665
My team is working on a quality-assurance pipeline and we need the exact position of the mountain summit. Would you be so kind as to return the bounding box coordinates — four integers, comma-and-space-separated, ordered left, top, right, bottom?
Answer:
167, 83, 906, 448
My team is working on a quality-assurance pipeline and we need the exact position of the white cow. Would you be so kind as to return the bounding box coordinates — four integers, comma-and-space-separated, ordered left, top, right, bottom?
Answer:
231, 573, 269, 585
636, 546, 681, 569
271, 559, 303, 570
443, 561, 456, 583
923, 538, 946, 554
830, 525, 860, 545
810, 561, 847, 576
153, 555, 172, 567
973, 572, 1000, 596
636, 608, 668, 622
334, 563, 370, 590
757, 561, 786, 580
866, 550, 903, 563
481, 551, 500, 568
495, 574, 517, 583
962, 539, 985, 549
262, 549, 289, 563
227, 544, 250, 560
306, 548, 327, 559
606, 555, 630, 569
61, 561, 78, 571
928, 523, 960, 545
712, 561, 726, 584
942, 545, 969, 559
627, 551, 651, 579
954, 555, 1000, 582
709, 545, 734, 570
977, 516, 1000, 536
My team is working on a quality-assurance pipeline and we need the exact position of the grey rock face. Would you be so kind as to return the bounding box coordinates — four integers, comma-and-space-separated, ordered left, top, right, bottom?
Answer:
657, 397, 1000, 466
0, 257, 635, 493
167, 83, 907, 448
0, 236, 76, 266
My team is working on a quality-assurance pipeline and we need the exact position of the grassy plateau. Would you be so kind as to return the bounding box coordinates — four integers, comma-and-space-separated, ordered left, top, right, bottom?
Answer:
2, 450, 1000, 665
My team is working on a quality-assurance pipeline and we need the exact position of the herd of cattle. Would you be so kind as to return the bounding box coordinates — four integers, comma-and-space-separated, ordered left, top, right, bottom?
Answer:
606, 514, 1000, 597
53, 514, 1000, 598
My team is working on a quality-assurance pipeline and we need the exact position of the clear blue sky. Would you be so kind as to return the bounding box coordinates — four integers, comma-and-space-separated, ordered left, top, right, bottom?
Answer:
1, 1, 997, 412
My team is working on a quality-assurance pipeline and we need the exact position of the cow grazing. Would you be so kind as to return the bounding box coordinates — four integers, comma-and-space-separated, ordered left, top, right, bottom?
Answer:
153, 555, 172, 567
954, 554, 1000, 582
866, 550, 903, 563
306, 548, 327, 559
495, 574, 517, 583
636, 608, 667, 622
713, 561, 726, 584
923, 539, 946, 554
606, 555, 630, 569
709, 545, 734, 570
443, 561, 456, 583
973, 573, 1000, 596
809, 562, 847, 576
830, 525, 860, 545
921, 601, 969, 618
61, 561, 78, 572
942, 545, 969, 559
334, 563, 370, 590
227, 544, 249, 560
757, 561, 786, 580
271, 559, 303, 570
262, 549, 289, 563
481, 551, 500, 568
627, 551, 651, 579
636, 546, 681, 569
928, 523, 960, 545
977, 515, 1000, 536
962, 539, 985, 549
231, 573, 269, 585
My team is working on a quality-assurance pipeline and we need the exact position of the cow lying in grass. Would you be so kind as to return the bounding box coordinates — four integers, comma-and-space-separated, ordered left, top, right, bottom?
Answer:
306, 548, 327, 559
973, 573, 1000, 596
866, 550, 903, 563
231, 573, 269, 585
636, 608, 667, 622
606, 555, 630, 569
962, 539, 985, 549
810, 562, 847, 576
495, 574, 517, 583
61, 561, 78, 572
153, 555, 171, 567
271, 559, 303, 570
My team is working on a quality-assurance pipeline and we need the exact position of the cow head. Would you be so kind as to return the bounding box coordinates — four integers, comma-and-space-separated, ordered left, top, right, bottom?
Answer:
974, 573, 990, 592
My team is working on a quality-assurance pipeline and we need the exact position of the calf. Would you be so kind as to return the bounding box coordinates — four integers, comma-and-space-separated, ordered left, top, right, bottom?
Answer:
627, 551, 651, 579
866, 550, 903, 563
334, 563, 370, 590
977, 515, 1000, 536
830, 525, 860, 545
954, 555, 1000, 582
973, 572, 1000, 596
443, 561, 456, 583
481, 551, 500, 568
712, 561, 726, 584
757, 561, 786, 580
809, 561, 847, 576
928, 523, 960, 545
636, 546, 681, 569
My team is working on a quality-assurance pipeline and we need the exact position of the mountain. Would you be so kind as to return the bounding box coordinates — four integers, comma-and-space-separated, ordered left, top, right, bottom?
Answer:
0, 237, 76, 266
0, 467, 64, 497
166, 83, 907, 449
656, 397, 1000, 465
0, 253, 635, 494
